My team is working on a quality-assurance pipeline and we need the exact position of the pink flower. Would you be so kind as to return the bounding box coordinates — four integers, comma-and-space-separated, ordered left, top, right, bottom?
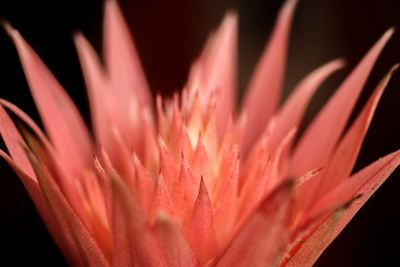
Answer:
0, 0, 399, 266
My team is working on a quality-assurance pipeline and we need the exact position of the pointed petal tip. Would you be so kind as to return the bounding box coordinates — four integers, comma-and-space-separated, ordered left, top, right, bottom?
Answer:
2, 22, 27, 52
104, 0, 118, 10
384, 26, 395, 39
2, 20, 15, 36
329, 58, 346, 69
375, 27, 395, 49
377, 63, 400, 91
283, 0, 299, 14
389, 62, 400, 73
72, 30, 83, 42
222, 10, 238, 25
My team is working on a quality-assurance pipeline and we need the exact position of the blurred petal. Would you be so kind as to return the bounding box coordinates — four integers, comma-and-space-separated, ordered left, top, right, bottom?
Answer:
0, 151, 84, 265
242, 0, 298, 155
73, 33, 110, 149
103, 0, 151, 108
187, 12, 237, 137
5, 23, 93, 176
24, 140, 110, 266
0, 104, 35, 178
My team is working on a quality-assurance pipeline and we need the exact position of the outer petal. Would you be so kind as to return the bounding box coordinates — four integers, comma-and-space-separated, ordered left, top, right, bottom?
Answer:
187, 12, 237, 138
24, 141, 110, 267
284, 150, 400, 267
0, 104, 35, 178
73, 33, 110, 150
316, 65, 398, 197
0, 151, 85, 266
290, 28, 394, 177
103, 0, 154, 156
269, 59, 345, 150
215, 180, 294, 267
241, 0, 298, 156
5, 23, 92, 176
103, 0, 151, 108
75, 5, 153, 162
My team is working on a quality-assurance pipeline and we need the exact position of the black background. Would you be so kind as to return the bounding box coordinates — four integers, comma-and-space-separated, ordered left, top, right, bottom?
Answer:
0, 0, 399, 266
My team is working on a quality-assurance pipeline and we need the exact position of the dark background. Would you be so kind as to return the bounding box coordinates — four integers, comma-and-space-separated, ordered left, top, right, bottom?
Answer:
0, 0, 399, 266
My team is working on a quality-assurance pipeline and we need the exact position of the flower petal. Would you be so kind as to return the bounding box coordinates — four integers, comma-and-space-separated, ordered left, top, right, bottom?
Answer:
154, 213, 200, 267
103, 0, 151, 109
103, 0, 154, 157
24, 142, 110, 266
215, 180, 294, 267
187, 12, 237, 137
0, 151, 85, 266
5, 23, 93, 176
241, 0, 298, 155
0, 104, 35, 178
316, 64, 398, 197
184, 178, 219, 265
290, 28, 394, 176
73, 33, 110, 148
285, 150, 400, 267
111, 174, 167, 267
269, 59, 345, 150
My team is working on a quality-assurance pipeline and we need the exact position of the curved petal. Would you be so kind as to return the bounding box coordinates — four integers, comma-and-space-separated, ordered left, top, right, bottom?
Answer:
0, 104, 35, 178
103, 0, 151, 109
0, 151, 85, 266
25, 146, 110, 267
5, 23, 93, 177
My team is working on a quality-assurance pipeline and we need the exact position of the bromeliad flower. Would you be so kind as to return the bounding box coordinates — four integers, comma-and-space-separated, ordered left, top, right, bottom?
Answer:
1, 0, 399, 266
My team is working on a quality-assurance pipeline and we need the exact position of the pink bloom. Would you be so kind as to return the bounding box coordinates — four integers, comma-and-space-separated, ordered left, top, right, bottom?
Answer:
0, 0, 399, 266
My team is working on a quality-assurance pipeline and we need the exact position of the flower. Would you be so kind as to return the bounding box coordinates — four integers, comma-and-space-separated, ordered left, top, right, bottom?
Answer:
0, 0, 399, 266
